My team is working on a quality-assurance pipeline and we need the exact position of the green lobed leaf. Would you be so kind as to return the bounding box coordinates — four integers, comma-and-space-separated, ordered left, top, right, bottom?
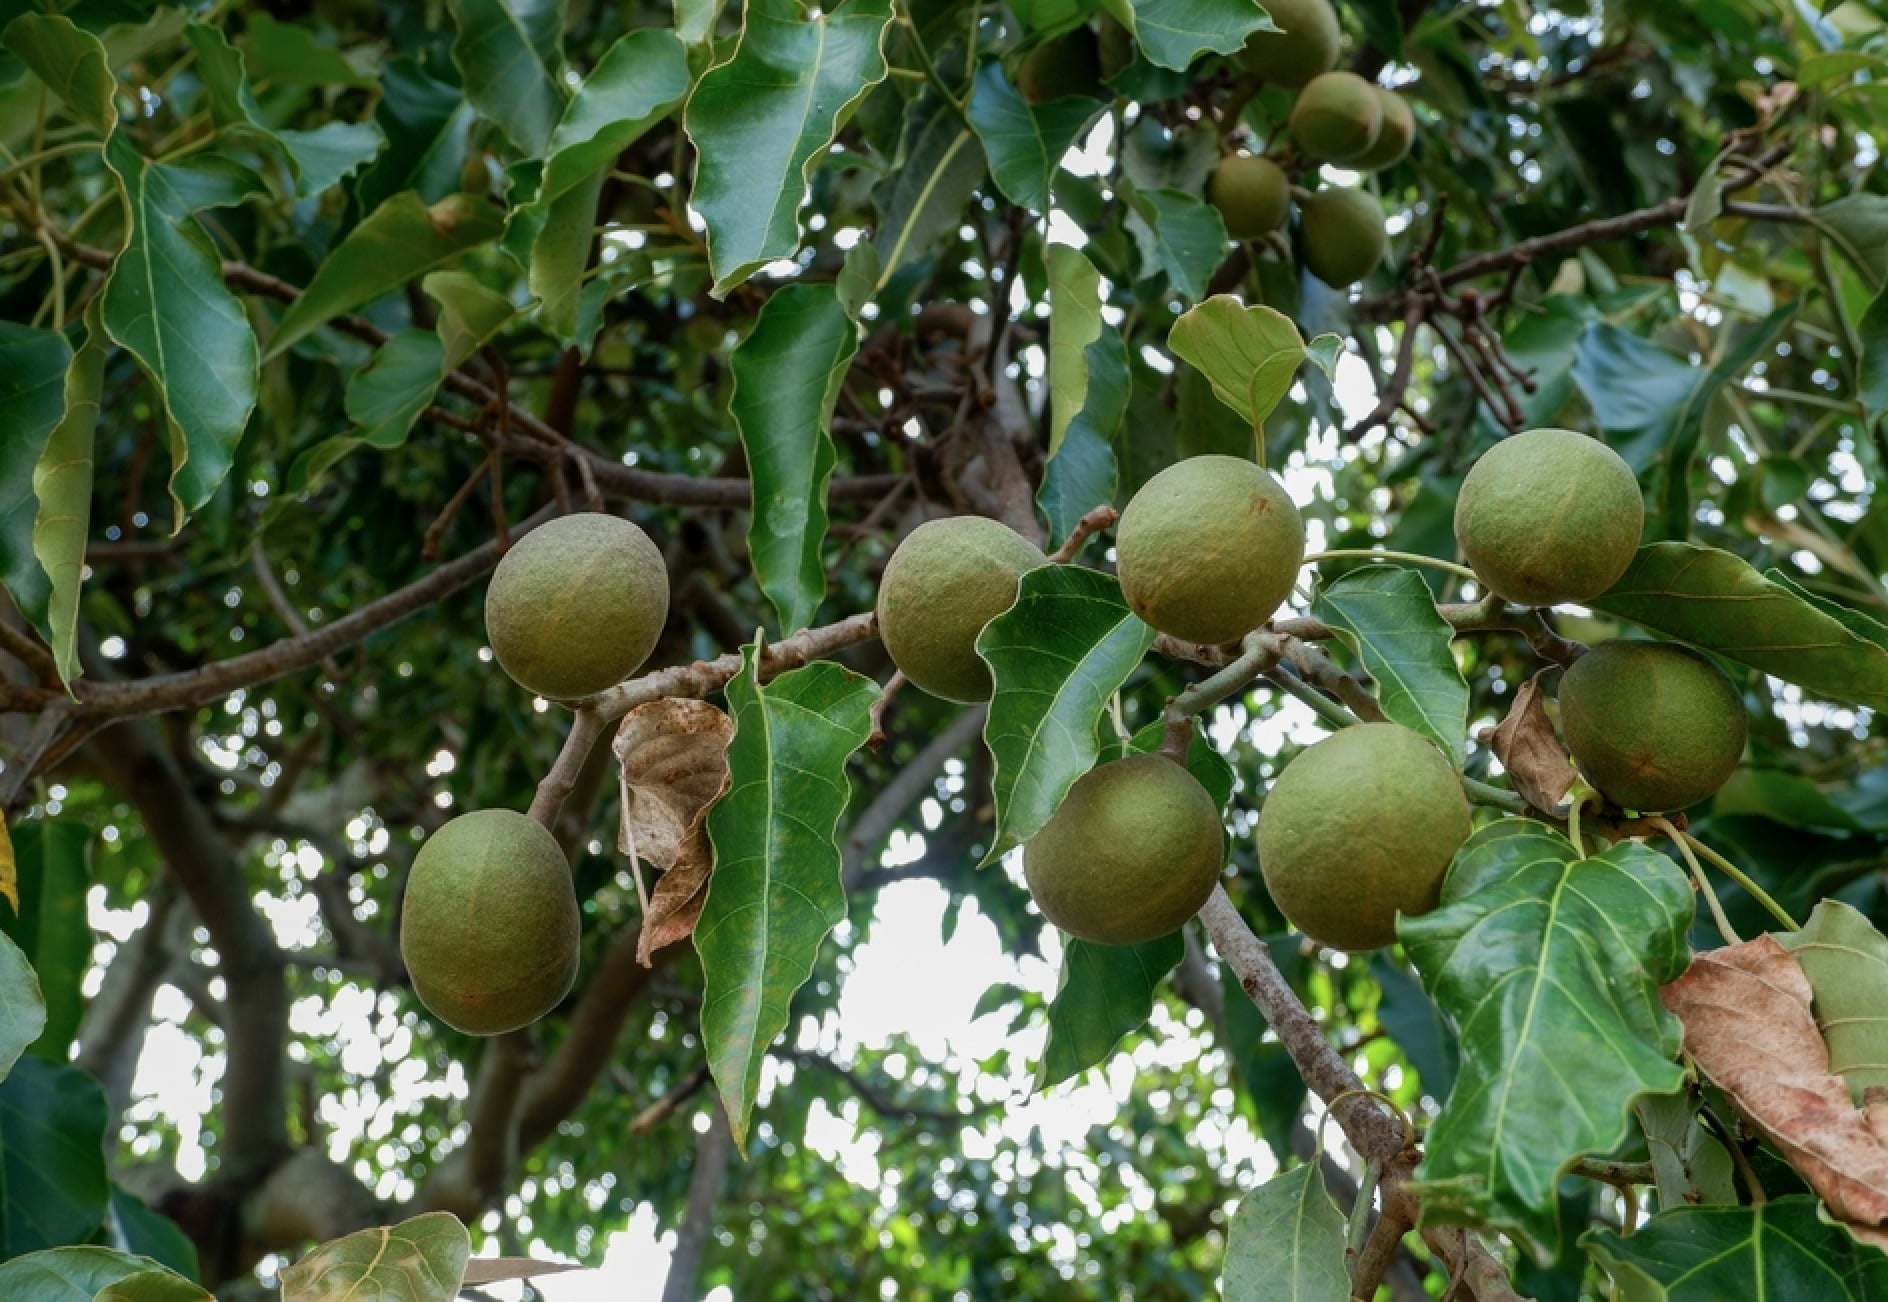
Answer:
94, 1270, 211, 1301
446, 0, 568, 156
872, 93, 986, 287
1106, 0, 1276, 72
279, 1211, 470, 1301
697, 648, 879, 1146
265, 192, 505, 360
0, 1056, 110, 1257
976, 565, 1156, 866
33, 302, 105, 689
1311, 565, 1469, 766
1220, 1163, 1351, 1302
0, 1247, 159, 1301
1167, 295, 1305, 438
1589, 541, 1888, 709
2, 13, 114, 134
730, 282, 858, 635
356, 60, 477, 213
1583, 1196, 1888, 1300
0, 930, 46, 1085
100, 132, 260, 522
0, 323, 70, 633
1400, 821, 1692, 1255
1122, 183, 1227, 302
2, 821, 90, 1064
965, 61, 1101, 214
685, 0, 892, 295
1778, 899, 1888, 1103
1036, 932, 1183, 1090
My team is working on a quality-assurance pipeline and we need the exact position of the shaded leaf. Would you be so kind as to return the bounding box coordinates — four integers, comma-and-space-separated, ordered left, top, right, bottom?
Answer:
697, 648, 878, 1146
1167, 295, 1305, 435
1122, 183, 1227, 302
447, 0, 567, 156
0, 323, 70, 633
1779, 899, 1888, 1103
1861, 289, 1888, 433
684, 0, 892, 294
2, 14, 113, 134
1820, 194, 1888, 290
1487, 668, 1577, 815
1401, 821, 1692, 1254
1220, 956, 1307, 1163
730, 283, 858, 634
965, 61, 1100, 214
275, 122, 384, 199
1371, 953, 1458, 1102
1220, 1163, 1350, 1302
612, 698, 734, 965
1584, 1196, 1888, 1300
2, 820, 90, 1063
1037, 932, 1183, 1090
107, 1186, 199, 1284
344, 330, 446, 451
32, 298, 103, 689
278, 1211, 470, 1302
0, 929, 45, 1084
462, 1258, 585, 1285
1635, 1091, 1737, 1213
1590, 541, 1888, 709
94, 1270, 211, 1301
1040, 245, 1123, 547
1046, 242, 1102, 455
0, 1057, 110, 1257
356, 60, 476, 213
243, 14, 375, 88
1312, 565, 1469, 766
976, 565, 1156, 865
0, 1247, 156, 1300
1109, 0, 1276, 73
873, 94, 985, 285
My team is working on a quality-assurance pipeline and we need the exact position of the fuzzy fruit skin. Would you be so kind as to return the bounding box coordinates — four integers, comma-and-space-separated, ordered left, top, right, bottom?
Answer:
1298, 187, 1388, 287
1237, 0, 1340, 88
485, 513, 670, 700
1257, 724, 1471, 952
1559, 641, 1746, 812
1116, 455, 1305, 645
1290, 71, 1383, 162
401, 810, 581, 1035
1019, 27, 1105, 103
1453, 427, 1644, 607
1209, 156, 1292, 240
1024, 754, 1224, 945
877, 517, 1044, 703
1351, 88, 1414, 170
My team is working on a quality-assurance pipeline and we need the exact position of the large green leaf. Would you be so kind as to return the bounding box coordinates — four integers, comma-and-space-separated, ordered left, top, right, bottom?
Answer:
0, 930, 46, 1085
0, 1056, 110, 1257
446, 0, 567, 156
1122, 183, 1227, 302
1, 14, 114, 133
684, 0, 892, 295
265, 192, 504, 360
1400, 821, 1692, 1255
729, 283, 857, 635
278, 1211, 470, 1301
1037, 932, 1183, 1090
33, 302, 104, 689
872, 93, 986, 285
0, 1248, 159, 1301
1047, 242, 1102, 455
1778, 899, 1888, 1103
1311, 566, 1469, 766
976, 565, 1156, 865
344, 330, 447, 451
99, 133, 260, 521
1220, 1163, 1351, 1302
2, 821, 90, 1063
1589, 542, 1888, 709
1107, 0, 1276, 72
356, 60, 476, 213
1583, 1197, 1888, 1300
697, 648, 878, 1146
0, 323, 70, 632
965, 61, 1101, 214
1167, 296, 1305, 438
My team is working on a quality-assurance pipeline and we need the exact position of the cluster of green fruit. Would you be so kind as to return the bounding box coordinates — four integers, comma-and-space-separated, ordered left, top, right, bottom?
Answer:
402, 514, 672, 1034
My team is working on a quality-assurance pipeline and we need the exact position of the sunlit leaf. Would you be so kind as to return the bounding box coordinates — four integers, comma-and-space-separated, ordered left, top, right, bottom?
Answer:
278, 1211, 470, 1302
94, 1269, 212, 1301
0, 1247, 156, 1301
1167, 296, 1306, 435
31, 304, 102, 690
1221, 1163, 1350, 1302
1104, 0, 1276, 73
966, 61, 1101, 214
1037, 932, 1183, 1090
1312, 566, 1469, 766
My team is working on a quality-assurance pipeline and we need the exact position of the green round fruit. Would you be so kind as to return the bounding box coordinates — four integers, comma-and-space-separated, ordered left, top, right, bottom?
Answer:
485, 513, 670, 700
1298, 186, 1388, 287
877, 516, 1044, 703
1116, 455, 1305, 645
1453, 427, 1644, 607
1351, 88, 1414, 170
1024, 754, 1224, 945
1018, 27, 1105, 104
400, 809, 581, 1036
1237, 0, 1341, 88
1559, 641, 1746, 812
1289, 71, 1384, 163
1257, 724, 1471, 952
1209, 155, 1292, 240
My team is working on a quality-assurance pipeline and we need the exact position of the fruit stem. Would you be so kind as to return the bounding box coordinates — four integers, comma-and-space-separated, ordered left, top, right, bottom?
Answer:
1653, 817, 1741, 946
1678, 830, 1801, 933
1462, 776, 1529, 816
1303, 549, 1481, 583
1567, 790, 1588, 858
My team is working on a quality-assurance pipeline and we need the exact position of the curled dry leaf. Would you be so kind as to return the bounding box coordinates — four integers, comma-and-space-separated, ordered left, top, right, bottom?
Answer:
612, 698, 734, 966
1661, 934, 1888, 1244
1487, 669, 1577, 816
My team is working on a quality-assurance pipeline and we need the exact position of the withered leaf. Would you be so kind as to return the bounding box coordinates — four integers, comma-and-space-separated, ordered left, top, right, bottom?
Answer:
1662, 934, 1888, 1242
613, 698, 734, 966
1488, 669, 1577, 816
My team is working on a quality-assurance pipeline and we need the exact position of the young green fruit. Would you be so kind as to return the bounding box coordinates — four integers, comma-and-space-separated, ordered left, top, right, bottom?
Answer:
1237, 0, 1341, 88
485, 513, 670, 700
1208, 155, 1292, 240
1257, 724, 1471, 952
1289, 71, 1383, 163
1116, 455, 1306, 645
1024, 754, 1223, 945
1019, 27, 1105, 103
400, 809, 581, 1036
1453, 427, 1643, 607
1298, 186, 1388, 287
1351, 88, 1414, 170
877, 516, 1044, 703
1559, 641, 1746, 812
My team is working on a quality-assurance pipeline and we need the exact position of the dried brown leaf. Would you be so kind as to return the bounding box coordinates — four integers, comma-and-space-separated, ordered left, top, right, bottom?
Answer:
1488, 669, 1577, 816
613, 698, 733, 966
1661, 934, 1888, 1236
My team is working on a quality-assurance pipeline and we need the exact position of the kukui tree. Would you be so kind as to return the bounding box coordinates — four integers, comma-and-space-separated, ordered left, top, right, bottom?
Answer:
5, 0, 1888, 1297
